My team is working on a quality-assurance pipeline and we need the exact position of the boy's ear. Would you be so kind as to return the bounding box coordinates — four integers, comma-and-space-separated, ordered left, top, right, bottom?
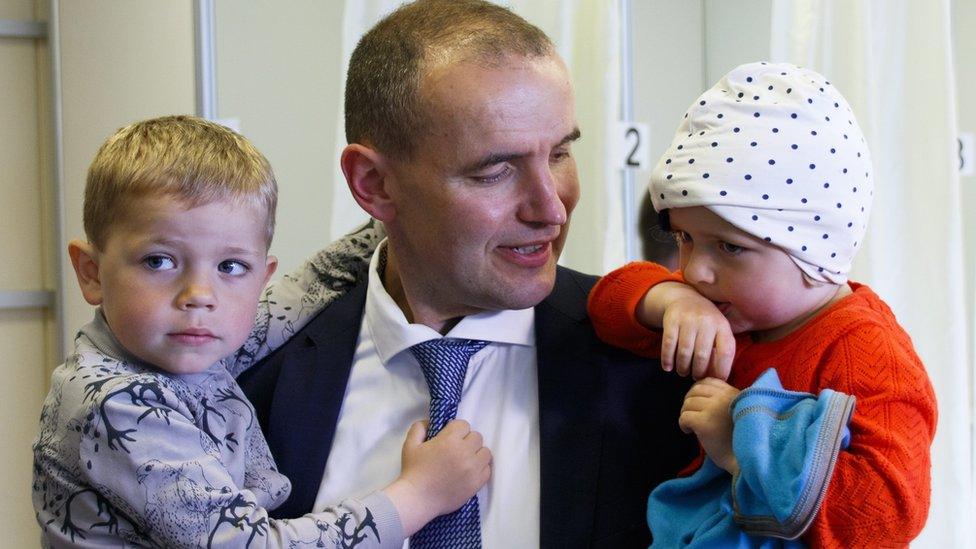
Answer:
262, 255, 278, 286
340, 143, 397, 222
68, 239, 103, 306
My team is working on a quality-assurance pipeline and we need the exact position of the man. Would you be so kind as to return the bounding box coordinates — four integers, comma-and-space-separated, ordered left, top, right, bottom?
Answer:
239, 1, 695, 546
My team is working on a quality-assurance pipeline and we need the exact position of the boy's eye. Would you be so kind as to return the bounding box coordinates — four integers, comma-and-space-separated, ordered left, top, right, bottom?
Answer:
719, 242, 743, 254
218, 260, 249, 276
143, 255, 175, 271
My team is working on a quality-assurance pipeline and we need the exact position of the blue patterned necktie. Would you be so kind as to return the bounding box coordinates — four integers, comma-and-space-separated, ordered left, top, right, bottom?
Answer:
409, 338, 489, 549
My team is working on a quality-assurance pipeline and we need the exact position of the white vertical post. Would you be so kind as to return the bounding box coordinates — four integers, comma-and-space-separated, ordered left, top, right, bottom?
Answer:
195, 0, 217, 120
619, 0, 637, 261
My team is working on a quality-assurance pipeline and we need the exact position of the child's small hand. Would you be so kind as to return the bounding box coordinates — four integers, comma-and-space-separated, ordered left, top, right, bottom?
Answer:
383, 420, 492, 536
679, 377, 740, 475
642, 282, 735, 380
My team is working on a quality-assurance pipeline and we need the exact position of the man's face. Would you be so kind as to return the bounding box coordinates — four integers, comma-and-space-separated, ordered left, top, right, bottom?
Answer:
383, 54, 580, 325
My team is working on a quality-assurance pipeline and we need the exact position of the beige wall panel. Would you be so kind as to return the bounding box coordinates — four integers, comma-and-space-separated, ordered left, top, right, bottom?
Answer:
0, 39, 43, 289
58, 0, 196, 348
0, 310, 50, 546
0, 0, 34, 20
215, 0, 345, 275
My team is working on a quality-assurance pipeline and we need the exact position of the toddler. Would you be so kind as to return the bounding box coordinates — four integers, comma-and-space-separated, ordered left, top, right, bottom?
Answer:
588, 63, 936, 547
32, 116, 490, 548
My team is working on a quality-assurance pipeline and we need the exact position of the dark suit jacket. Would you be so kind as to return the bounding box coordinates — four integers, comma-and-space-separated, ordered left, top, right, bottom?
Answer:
239, 266, 696, 548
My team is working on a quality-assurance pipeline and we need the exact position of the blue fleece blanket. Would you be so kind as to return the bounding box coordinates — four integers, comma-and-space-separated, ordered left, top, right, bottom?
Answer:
648, 368, 855, 548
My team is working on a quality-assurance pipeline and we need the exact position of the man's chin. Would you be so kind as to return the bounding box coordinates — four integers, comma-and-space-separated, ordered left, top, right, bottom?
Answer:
494, 273, 557, 310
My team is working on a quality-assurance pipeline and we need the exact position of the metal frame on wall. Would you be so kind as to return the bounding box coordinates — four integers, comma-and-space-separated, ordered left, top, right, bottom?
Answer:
0, 11, 64, 360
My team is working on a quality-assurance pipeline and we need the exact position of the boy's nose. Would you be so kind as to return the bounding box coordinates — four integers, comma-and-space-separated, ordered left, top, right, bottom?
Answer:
176, 280, 216, 310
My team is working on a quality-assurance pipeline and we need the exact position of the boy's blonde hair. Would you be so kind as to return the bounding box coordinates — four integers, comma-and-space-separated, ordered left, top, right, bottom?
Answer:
84, 115, 277, 250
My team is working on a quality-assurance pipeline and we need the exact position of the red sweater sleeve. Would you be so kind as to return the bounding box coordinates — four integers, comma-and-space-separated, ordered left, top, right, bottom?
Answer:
802, 322, 937, 548
587, 261, 684, 358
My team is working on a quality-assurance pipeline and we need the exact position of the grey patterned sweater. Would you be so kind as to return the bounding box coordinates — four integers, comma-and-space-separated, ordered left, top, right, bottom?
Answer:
33, 224, 388, 548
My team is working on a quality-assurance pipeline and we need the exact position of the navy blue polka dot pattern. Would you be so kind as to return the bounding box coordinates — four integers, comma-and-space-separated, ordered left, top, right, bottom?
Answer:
410, 338, 489, 549
648, 61, 874, 283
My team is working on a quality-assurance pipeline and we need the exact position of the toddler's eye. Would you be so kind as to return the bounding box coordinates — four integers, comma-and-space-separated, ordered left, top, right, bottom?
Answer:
719, 242, 743, 254
143, 255, 175, 271
218, 260, 249, 276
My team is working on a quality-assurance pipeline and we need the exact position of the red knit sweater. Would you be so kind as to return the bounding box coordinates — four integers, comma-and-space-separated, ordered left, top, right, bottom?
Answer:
587, 261, 937, 548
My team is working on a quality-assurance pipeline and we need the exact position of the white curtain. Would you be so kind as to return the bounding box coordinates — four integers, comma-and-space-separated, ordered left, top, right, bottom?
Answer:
770, 1, 973, 546
329, 0, 624, 276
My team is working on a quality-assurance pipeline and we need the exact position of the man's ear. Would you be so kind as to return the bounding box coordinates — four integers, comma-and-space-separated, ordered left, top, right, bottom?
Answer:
68, 239, 103, 306
341, 143, 397, 222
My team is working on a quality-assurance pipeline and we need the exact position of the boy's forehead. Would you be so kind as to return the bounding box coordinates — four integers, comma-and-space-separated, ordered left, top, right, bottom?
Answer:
105, 193, 270, 248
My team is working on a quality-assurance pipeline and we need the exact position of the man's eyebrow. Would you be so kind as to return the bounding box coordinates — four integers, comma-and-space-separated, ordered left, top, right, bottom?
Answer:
462, 127, 582, 173
560, 127, 582, 146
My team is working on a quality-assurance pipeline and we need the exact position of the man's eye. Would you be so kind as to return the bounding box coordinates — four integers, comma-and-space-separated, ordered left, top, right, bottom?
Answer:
143, 255, 175, 271
218, 260, 249, 276
719, 242, 743, 254
473, 165, 512, 184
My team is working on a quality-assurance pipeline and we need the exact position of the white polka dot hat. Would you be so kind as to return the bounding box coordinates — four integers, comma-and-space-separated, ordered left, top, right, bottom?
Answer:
649, 62, 873, 283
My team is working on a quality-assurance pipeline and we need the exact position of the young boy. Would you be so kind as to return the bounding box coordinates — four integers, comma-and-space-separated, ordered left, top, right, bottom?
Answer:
587, 63, 937, 547
32, 116, 490, 548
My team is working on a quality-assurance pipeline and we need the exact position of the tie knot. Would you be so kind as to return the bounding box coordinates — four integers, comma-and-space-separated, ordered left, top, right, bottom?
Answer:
410, 339, 488, 402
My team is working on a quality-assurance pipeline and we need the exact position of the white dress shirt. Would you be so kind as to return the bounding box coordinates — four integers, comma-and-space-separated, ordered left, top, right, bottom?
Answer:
313, 242, 541, 547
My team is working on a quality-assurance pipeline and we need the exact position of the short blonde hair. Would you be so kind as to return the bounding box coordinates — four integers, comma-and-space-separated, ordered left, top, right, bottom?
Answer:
84, 115, 277, 249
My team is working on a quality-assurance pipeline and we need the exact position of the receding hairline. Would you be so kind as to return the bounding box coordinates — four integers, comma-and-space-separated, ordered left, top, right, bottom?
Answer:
343, 0, 558, 158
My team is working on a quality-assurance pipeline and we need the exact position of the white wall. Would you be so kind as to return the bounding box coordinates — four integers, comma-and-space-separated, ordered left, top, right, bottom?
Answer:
214, 0, 346, 274
702, 0, 772, 85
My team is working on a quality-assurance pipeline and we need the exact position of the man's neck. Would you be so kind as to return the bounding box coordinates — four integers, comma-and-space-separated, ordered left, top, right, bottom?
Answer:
381, 246, 464, 335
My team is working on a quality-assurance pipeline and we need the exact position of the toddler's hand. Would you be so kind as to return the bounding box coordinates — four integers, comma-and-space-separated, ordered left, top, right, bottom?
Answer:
679, 377, 740, 475
383, 420, 491, 536
644, 282, 735, 380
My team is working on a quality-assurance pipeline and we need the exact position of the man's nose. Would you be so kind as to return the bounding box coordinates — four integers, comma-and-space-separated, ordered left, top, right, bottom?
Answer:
519, 164, 569, 226
176, 273, 217, 311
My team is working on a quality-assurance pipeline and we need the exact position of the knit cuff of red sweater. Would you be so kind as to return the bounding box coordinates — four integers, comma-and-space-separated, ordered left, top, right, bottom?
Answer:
588, 261, 684, 342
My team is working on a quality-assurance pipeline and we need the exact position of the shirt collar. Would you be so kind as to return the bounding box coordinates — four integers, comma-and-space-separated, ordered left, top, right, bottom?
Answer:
364, 240, 535, 365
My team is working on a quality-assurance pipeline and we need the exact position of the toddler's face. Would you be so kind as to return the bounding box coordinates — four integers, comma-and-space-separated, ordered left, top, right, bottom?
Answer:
86, 195, 276, 374
669, 206, 842, 342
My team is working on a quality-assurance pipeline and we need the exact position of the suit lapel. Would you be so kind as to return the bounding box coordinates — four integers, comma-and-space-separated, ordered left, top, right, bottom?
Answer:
265, 279, 368, 518
536, 268, 604, 547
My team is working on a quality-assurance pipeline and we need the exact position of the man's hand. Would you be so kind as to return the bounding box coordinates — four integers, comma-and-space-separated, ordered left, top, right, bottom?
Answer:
679, 377, 740, 475
638, 281, 735, 380
383, 420, 491, 536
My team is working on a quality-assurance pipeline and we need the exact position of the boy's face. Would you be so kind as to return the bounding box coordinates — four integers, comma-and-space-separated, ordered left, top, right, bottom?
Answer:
669, 206, 841, 342
74, 195, 276, 375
